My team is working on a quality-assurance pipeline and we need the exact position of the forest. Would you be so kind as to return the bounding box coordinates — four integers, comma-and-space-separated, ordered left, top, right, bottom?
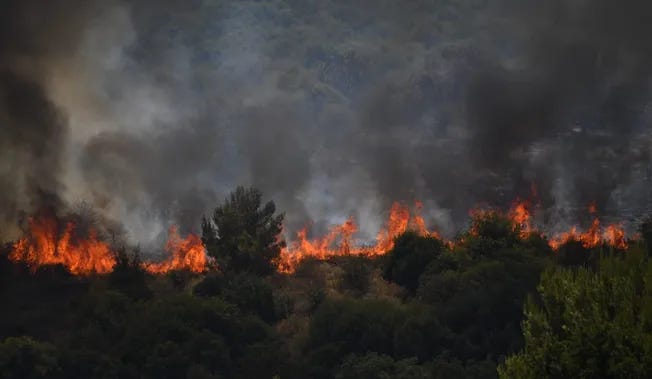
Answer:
3, 186, 652, 379
2, 0, 652, 377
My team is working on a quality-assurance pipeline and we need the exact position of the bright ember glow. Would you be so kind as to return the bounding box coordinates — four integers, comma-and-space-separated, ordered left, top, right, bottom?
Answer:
8, 215, 210, 275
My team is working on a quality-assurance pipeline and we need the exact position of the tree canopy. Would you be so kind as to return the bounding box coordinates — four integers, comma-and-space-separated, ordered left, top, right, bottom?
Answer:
500, 250, 652, 379
202, 186, 285, 275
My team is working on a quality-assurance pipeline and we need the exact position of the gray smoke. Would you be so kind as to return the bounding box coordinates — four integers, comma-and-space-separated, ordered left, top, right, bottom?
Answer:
466, 0, 652, 230
0, 0, 98, 239
1, 0, 652, 247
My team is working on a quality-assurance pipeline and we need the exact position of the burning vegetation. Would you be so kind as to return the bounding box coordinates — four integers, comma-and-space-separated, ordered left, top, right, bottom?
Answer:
8, 214, 211, 275
3, 0, 652, 376
9, 215, 116, 275
276, 202, 440, 273
5, 196, 630, 276
143, 226, 213, 274
1, 185, 651, 379
276, 198, 629, 273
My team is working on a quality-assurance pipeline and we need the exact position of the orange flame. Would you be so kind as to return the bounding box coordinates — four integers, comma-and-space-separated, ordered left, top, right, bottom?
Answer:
553, 203, 628, 250
549, 203, 627, 250
547, 216, 627, 251
8, 214, 211, 275
275, 219, 356, 273
276, 201, 440, 273
505, 200, 626, 251
604, 224, 627, 250
9, 216, 116, 275
509, 200, 532, 238
276, 198, 630, 273
144, 226, 212, 274
8, 199, 631, 277
588, 203, 597, 214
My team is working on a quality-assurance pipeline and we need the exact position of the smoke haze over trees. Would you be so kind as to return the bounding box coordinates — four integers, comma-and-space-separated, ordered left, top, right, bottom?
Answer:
2, 0, 652, 250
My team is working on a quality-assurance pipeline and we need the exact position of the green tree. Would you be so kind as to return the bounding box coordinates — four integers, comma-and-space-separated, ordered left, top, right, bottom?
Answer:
430, 354, 497, 379
305, 299, 404, 378
640, 216, 652, 256
202, 186, 285, 275
553, 239, 599, 268
194, 272, 277, 322
417, 212, 547, 363
393, 305, 446, 361
336, 255, 373, 295
464, 211, 522, 258
0, 336, 60, 379
108, 247, 152, 300
336, 353, 429, 379
383, 231, 445, 293
499, 252, 652, 378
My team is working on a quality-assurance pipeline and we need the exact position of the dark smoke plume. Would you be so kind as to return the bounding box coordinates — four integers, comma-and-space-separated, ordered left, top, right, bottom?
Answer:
0, 1, 92, 237
2, 0, 652, 246
466, 0, 652, 227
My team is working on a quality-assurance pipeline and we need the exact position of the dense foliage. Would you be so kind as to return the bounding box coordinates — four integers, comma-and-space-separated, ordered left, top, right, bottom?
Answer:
1, 187, 649, 378
500, 249, 652, 378
202, 186, 285, 275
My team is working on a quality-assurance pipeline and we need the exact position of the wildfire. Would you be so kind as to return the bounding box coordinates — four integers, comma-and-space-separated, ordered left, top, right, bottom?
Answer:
277, 198, 631, 272
509, 200, 533, 238
6, 199, 631, 276
144, 226, 212, 274
8, 214, 210, 275
467, 200, 533, 238
9, 216, 116, 275
604, 224, 627, 250
276, 201, 441, 273
547, 218, 627, 250
546, 203, 627, 250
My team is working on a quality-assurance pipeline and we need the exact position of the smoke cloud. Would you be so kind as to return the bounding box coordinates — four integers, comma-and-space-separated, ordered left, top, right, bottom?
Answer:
466, 0, 652, 229
1, 0, 652, 247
